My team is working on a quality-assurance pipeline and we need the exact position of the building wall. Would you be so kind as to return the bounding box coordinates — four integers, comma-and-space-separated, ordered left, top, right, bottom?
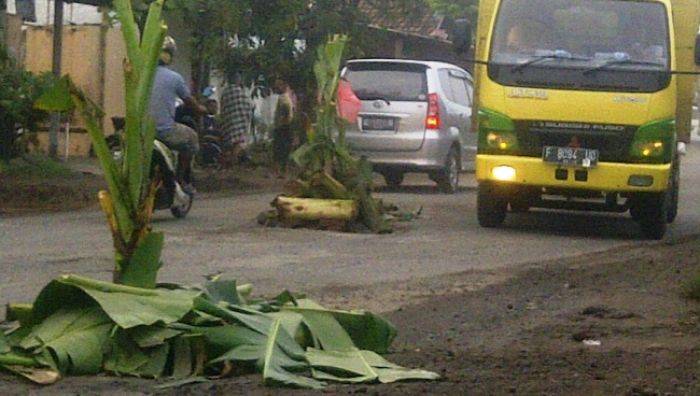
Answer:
22, 24, 126, 156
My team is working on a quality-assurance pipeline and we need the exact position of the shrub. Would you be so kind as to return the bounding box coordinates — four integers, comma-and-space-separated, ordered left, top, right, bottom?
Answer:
0, 44, 54, 161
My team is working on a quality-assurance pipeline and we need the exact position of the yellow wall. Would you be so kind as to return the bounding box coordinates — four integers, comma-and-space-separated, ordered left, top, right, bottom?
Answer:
22, 24, 126, 157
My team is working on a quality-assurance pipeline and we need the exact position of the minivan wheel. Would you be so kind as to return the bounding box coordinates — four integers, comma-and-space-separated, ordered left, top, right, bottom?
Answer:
383, 171, 405, 189
437, 148, 460, 194
477, 183, 507, 228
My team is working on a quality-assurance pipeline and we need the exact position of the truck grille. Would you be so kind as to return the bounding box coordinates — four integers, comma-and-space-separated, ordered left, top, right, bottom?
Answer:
514, 121, 638, 162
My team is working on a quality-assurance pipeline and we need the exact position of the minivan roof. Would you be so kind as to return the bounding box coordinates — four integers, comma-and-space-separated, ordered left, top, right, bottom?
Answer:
346, 58, 467, 71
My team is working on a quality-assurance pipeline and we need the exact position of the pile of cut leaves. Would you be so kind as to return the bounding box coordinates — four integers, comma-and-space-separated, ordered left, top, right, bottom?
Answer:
0, 275, 438, 389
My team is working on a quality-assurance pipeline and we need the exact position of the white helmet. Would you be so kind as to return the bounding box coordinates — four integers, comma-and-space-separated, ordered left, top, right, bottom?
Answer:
162, 36, 177, 55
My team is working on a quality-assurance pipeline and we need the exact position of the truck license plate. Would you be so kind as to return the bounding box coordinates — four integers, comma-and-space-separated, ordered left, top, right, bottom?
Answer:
543, 146, 599, 168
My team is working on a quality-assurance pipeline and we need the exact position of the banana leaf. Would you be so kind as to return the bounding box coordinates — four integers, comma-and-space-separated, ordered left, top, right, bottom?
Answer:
284, 308, 396, 354
0, 331, 9, 354
193, 297, 272, 335
19, 307, 112, 375
30, 276, 198, 330
104, 330, 151, 376
203, 278, 244, 306
307, 348, 439, 384
0, 364, 61, 385
119, 232, 164, 289
307, 348, 377, 383
196, 324, 266, 360
129, 325, 182, 348
5, 304, 33, 327
287, 308, 355, 351
262, 319, 323, 390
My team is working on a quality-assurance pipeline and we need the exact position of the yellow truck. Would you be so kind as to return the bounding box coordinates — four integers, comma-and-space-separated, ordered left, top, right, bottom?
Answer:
471, 0, 700, 239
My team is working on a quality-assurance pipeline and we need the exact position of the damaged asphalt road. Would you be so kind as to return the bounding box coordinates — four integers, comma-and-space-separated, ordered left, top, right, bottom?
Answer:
2, 148, 700, 394
3, 146, 700, 306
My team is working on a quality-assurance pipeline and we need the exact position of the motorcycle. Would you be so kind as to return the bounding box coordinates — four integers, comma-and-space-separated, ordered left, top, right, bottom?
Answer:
109, 117, 194, 219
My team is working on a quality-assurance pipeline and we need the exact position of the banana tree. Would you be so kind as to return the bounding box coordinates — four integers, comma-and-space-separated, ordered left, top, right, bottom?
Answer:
288, 35, 390, 233
35, 0, 168, 287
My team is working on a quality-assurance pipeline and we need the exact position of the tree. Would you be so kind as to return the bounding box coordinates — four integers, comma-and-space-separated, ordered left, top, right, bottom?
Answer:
426, 0, 478, 21
168, 0, 420, 130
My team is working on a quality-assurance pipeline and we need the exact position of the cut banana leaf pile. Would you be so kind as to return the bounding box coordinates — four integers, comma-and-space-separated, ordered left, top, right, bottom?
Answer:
0, 275, 438, 389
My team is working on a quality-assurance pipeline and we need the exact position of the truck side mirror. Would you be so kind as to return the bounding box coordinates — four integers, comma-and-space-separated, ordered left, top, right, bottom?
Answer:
696, 33, 700, 65
451, 18, 473, 55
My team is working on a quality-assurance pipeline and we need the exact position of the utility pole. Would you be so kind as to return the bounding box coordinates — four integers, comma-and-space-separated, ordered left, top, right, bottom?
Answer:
49, 0, 64, 158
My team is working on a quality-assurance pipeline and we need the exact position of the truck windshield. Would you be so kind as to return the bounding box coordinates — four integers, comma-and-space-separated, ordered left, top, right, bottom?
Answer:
489, 0, 671, 92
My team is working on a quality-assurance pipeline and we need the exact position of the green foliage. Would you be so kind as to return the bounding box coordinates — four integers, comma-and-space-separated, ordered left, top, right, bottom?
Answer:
1, 275, 438, 388
0, 44, 54, 161
0, 155, 74, 179
19, 307, 113, 375
427, 0, 478, 20
34, 0, 167, 286
683, 274, 700, 301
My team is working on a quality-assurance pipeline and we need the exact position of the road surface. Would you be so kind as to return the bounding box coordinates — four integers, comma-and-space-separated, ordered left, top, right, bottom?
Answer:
2, 146, 700, 305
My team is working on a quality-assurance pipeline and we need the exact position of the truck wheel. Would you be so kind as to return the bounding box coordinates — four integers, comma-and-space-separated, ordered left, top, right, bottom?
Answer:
667, 161, 680, 224
438, 148, 460, 194
637, 192, 668, 240
478, 183, 507, 228
383, 171, 404, 189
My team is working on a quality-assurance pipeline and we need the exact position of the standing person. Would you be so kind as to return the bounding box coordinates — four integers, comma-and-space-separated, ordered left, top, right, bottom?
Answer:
148, 36, 206, 192
272, 78, 294, 178
220, 73, 253, 149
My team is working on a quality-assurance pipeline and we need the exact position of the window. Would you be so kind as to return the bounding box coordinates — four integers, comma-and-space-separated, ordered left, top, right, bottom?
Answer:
345, 62, 428, 102
488, 0, 671, 93
449, 71, 470, 106
438, 69, 454, 102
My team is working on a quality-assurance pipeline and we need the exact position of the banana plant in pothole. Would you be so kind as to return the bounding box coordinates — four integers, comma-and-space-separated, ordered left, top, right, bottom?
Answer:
0, 0, 437, 390
258, 35, 421, 234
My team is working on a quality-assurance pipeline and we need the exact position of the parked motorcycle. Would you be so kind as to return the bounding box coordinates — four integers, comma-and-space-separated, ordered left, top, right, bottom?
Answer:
109, 117, 194, 218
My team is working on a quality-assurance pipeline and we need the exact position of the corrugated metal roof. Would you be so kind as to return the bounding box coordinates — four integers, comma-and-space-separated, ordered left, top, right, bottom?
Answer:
358, 0, 444, 41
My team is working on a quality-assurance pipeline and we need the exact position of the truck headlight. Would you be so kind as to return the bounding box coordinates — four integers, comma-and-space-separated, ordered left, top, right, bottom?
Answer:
479, 108, 519, 153
486, 131, 518, 150
630, 118, 674, 163
634, 141, 664, 158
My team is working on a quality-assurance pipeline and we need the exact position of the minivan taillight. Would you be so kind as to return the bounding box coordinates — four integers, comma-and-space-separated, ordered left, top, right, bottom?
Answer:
426, 93, 441, 129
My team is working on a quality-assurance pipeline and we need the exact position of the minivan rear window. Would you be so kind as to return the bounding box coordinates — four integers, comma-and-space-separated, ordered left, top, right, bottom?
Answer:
345, 63, 428, 102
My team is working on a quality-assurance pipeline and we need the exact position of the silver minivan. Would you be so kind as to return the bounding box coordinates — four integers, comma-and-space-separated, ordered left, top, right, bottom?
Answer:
342, 59, 475, 193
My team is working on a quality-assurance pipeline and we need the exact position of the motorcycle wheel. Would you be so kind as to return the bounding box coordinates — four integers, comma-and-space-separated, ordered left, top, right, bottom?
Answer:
171, 191, 194, 219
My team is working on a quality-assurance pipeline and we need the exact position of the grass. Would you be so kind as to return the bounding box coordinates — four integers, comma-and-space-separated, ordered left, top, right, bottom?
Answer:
0, 155, 75, 180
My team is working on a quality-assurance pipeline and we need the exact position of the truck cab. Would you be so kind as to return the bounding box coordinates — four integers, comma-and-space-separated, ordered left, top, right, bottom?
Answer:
472, 0, 700, 239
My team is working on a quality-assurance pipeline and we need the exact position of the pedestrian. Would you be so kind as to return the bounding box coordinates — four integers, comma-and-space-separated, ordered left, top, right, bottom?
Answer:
272, 78, 294, 178
220, 73, 253, 149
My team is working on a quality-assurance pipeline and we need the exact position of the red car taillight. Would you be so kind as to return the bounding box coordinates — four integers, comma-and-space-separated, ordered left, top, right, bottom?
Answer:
426, 93, 441, 129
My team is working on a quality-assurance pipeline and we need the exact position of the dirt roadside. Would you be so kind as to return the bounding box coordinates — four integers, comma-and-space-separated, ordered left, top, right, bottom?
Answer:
0, 162, 283, 216
3, 234, 699, 395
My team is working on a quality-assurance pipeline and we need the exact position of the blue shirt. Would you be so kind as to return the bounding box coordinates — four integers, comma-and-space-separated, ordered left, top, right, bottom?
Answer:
149, 66, 191, 135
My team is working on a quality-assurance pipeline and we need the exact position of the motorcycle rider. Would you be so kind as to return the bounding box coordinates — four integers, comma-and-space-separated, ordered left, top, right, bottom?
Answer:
148, 36, 206, 192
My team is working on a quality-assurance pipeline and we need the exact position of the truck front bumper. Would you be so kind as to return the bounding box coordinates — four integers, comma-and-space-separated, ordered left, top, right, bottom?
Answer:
476, 155, 671, 193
